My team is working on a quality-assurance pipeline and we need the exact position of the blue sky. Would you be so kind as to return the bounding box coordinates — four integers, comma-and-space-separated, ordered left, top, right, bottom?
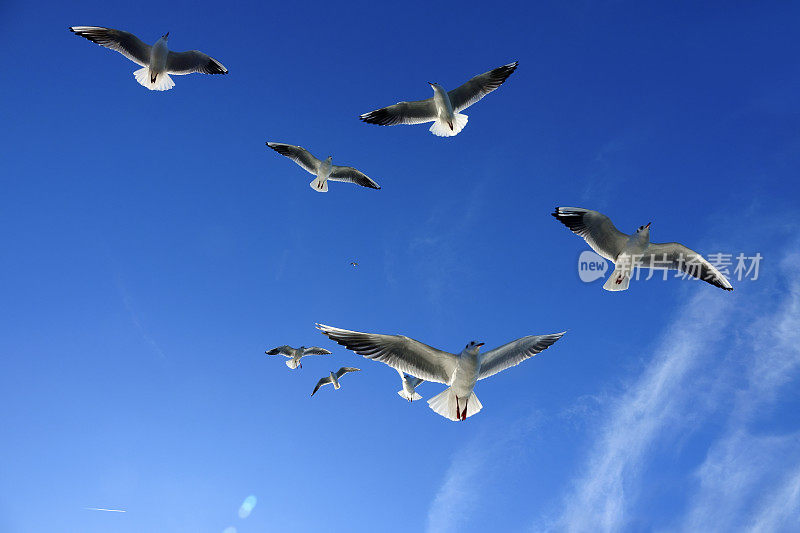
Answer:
1, 1, 799, 532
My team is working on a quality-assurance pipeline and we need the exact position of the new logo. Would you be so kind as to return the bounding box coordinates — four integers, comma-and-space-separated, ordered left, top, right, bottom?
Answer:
578, 250, 608, 282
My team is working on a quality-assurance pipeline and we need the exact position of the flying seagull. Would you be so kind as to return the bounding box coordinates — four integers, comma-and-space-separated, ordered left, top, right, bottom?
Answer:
396, 368, 424, 402
316, 324, 564, 421
311, 367, 361, 397
350, 262, 359, 267
552, 207, 734, 291
265, 345, 332, 369
360, 62, 518, 137
69, 26, 228, 91
266, 142, 381, 192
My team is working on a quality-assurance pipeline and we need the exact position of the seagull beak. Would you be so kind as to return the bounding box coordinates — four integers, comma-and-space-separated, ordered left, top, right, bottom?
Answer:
645, 222, 651, 228
476, 342, 485, 348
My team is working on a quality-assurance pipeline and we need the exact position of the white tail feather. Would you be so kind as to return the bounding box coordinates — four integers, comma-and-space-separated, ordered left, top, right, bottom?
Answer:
603, 267, 631, 291
427, 387, 482, 421
285, 359, 299, 369
309, 177, 329, 192
133, 68, 175, 91
429, 113, 468, 137
398, 390, 423, 402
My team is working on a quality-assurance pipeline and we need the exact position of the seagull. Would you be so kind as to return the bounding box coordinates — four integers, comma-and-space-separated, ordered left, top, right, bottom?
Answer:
360, 62, 518, 137
311, 367, 361, 397
552, 207, 734, 291
396, 368, 424, 402
350, 262, 359, 267
69, 26, 228, 91
266, 142, 381, 192
316, 324, 565, 421
265, 345, 332, 369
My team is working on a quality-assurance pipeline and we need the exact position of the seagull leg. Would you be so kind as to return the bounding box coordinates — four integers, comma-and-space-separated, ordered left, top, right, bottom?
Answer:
455, 395, 460, 420
462, 398, 469, 421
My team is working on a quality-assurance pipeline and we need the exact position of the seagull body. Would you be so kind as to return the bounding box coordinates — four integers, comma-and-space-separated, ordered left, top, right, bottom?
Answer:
397, 369, 424, 402
265, 345, 332, 369
266, 142, 380, 192
311, 367, 361, 397
360, 62, 518, 137
316, 324, 565, 421
552, 207, 734, 291
69, 26, 228, 91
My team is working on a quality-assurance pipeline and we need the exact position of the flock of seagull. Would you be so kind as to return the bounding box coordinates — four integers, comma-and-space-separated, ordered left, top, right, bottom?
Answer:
69, 26, 735, 421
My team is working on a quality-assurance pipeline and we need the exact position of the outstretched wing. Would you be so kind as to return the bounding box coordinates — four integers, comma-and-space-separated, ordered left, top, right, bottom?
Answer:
329, 166, 381, 189
360, 99, 437, 126
166, 50, 228, 75
335, 367, 361, 379
640, 242, 733, 291
447, 62, 518, 112
69, 26, 151, 66
311, 376, 333, 397
266, 142, 320, 175
316, 324, 456, 384
478, 332, 566, 380
265, 345, 294, 357
552, 207, 630, 261
302, 347, 332, 356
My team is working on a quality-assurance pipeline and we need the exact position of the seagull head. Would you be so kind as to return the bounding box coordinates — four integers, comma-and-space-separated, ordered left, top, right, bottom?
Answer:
636, 222, 651, 239
161, 32, 169, 40
464, 340, 485, 354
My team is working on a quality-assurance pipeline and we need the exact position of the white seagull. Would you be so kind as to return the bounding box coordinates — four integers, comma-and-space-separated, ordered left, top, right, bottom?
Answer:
316, 324, 565, 421
552, 207, 734, 291
360, 62, 518, 137
266, 142, 381, 192
69, 26, 228, 91
311, 367, 361, 397
265, 345, 332, 369
396, 369, 424, 402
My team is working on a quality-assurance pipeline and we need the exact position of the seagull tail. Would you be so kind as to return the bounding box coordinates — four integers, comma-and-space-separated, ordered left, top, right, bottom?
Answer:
309, 177, 329, 192
429, 113, 468, 137
427, 388, 482, 421
398, 389, 423, 402
285, 359, 299, 369
603, 266, 631, 291
133, 68, 175, 91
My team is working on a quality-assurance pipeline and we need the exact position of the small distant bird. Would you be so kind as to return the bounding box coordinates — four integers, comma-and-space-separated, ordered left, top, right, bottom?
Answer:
69, 26, 227, 91
552, 207, 734, 291
311, 367, 361, 397
397, 369, 424, 402
266, 143, 381, 192
265, 345, 332, 369
350, 262, 359, 267
360, 62, 518, 137
317, 324, 564, 421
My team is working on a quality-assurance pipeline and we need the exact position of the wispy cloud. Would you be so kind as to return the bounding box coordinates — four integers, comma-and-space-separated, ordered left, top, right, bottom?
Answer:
550, 245, 800, 532
116, 276, 167, 360
84, 507, 126, 513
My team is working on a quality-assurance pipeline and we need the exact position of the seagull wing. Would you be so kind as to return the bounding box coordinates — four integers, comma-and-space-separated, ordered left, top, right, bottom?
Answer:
640, 242, 734, 290
316, 324, 456, 384
447, 62, 519, 113
166, 50, 228, 75
265, 345, 294, 356
552, 207, 630, 261
311, 376, 333, 397
69, 26, 151, 66
360, 98, 438, 126
266, 143, 320, 175
302, 347, 333, 356
335, 367, 361, 379
329, 166, 381, 189
478, 332, 566, 380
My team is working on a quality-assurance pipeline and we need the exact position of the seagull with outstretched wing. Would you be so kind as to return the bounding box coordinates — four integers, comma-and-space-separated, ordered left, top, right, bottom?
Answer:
311, 367, 361, 397
396, 368, 425, 402
69, 26, 227, 91
552, 207, 734, 291
316, 324, 564, 421
266, 142, 380, 192
265, 345, 331, 369
360, 62, 518, 137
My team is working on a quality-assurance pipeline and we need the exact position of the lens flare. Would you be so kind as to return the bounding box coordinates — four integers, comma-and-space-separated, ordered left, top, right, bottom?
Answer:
238, 495, 257, 519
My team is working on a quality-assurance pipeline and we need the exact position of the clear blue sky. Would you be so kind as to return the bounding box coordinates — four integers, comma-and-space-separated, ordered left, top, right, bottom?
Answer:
1, 1, 800, 532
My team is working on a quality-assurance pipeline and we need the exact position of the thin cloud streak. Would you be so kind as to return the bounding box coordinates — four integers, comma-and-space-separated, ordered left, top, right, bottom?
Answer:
84, 507, 127, 513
